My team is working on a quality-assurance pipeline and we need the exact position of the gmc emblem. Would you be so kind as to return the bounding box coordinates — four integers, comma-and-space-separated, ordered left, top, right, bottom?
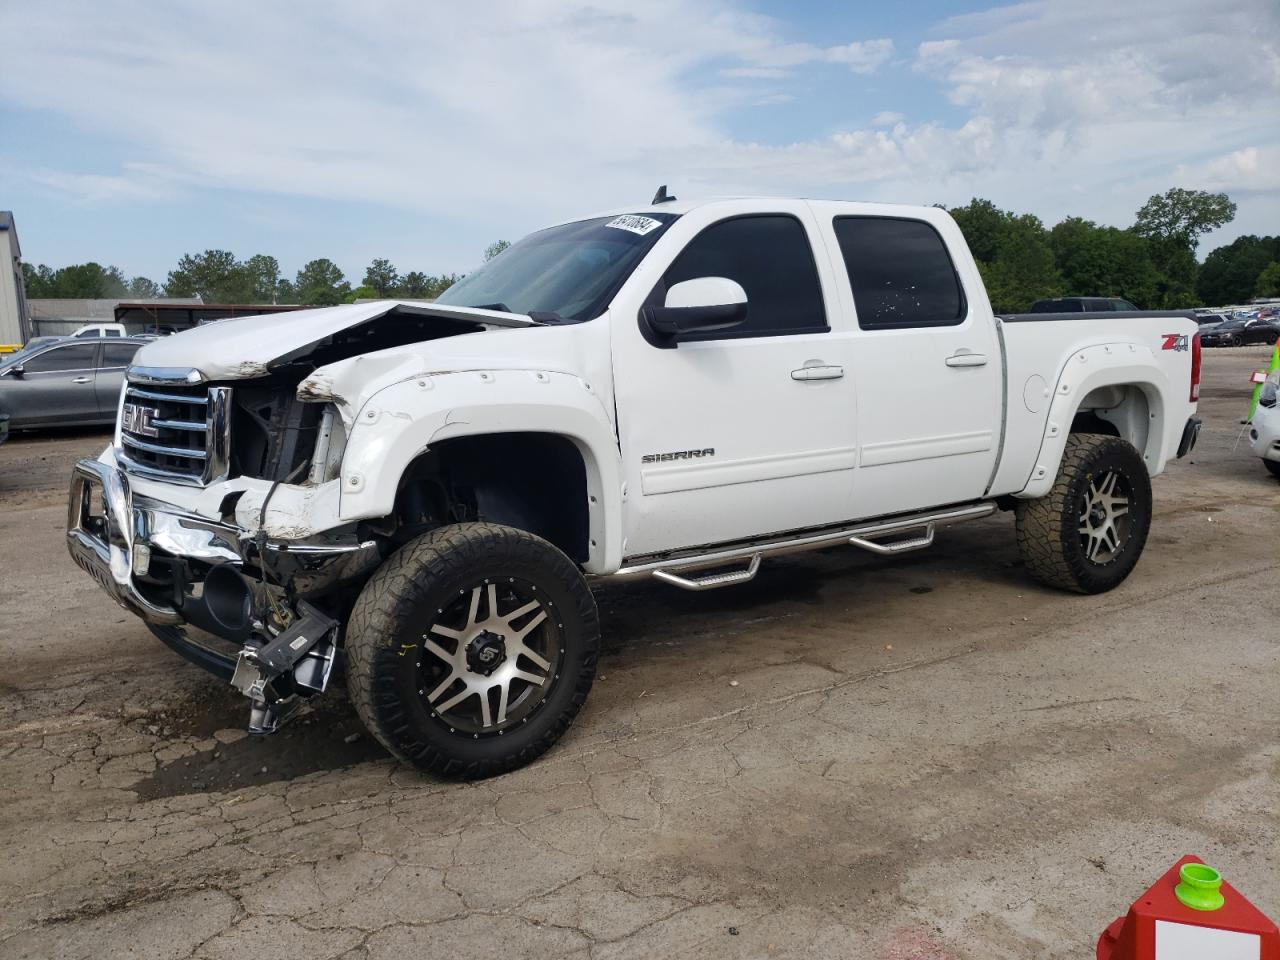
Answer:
121, 402, 161, 437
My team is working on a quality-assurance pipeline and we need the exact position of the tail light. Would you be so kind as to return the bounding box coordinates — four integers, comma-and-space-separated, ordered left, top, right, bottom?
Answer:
1189, 332, 1202, 403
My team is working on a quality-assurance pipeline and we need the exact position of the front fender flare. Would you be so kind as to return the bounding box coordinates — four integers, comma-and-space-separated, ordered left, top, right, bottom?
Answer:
337, 370, 623, 573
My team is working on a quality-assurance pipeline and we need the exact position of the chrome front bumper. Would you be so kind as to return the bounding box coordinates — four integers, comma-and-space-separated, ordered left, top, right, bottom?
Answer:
67, 457, 380, 631
67, 458, 185, 625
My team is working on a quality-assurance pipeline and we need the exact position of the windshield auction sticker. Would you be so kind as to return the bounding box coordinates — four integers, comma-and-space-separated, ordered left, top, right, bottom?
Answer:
604, 215, 663, 236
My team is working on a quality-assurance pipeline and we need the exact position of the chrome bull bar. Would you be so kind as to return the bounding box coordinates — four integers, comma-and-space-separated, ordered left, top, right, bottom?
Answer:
67, 458, 184, 625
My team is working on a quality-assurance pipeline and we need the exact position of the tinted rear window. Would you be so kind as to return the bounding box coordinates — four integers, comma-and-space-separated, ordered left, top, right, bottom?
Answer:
101, 342, 142, 367
833, 217, 965, 329
23, 343, 98, 372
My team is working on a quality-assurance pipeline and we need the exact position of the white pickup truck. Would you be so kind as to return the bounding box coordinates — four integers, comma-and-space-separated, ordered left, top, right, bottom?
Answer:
67, 196, 1202, 776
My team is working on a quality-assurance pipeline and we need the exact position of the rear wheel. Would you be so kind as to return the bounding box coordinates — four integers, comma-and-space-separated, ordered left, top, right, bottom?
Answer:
1015, 434, 1152, 594
345, 522, 599, 778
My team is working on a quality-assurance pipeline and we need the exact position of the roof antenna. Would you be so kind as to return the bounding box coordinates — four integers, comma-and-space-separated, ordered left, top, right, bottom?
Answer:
651, 184, 677, 204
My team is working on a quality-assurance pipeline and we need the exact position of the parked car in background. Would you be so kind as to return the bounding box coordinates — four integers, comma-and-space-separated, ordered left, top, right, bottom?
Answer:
1252, 370, 1280, 479
0, 337, 149, 429
0, 410, 8, 446
70, 323, 128, 339
1201, 317, 1280, 347
144, 324, 179, 336
1030, 297, 1140, 313
1196, 312, 1230, 329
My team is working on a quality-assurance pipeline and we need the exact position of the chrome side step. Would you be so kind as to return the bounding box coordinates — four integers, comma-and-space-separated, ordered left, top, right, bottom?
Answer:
606, 502, 995, 591
651, 554, 762, 592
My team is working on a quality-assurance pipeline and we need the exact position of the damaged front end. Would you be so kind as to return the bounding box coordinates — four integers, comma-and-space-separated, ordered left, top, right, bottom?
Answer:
67, 455, 382, 732
66, 300, 543, 733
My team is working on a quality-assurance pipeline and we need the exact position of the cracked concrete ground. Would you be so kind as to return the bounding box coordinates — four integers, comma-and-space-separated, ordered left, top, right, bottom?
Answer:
0, 348, 1276, 959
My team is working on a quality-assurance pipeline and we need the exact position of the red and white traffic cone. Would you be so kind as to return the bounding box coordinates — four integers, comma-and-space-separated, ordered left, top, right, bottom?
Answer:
1097, 856, 1278, 959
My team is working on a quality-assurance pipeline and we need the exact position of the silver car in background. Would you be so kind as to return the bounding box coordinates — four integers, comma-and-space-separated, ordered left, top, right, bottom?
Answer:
0, 337, 149, 430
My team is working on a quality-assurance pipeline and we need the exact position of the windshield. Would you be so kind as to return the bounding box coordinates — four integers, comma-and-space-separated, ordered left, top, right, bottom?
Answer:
435, 213, 678, 322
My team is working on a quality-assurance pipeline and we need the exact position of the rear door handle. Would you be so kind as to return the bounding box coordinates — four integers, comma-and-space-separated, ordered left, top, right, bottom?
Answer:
945, 353, 988, 368
72, 376, 92, 384
791, 365, 844, 381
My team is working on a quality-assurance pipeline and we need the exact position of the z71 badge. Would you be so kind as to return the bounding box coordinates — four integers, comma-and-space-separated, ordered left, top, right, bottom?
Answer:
1161, 334, 1190, 352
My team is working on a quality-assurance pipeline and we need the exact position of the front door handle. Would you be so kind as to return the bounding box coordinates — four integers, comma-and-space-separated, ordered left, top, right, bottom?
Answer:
791, 365, 844, 381
72, 376, 92, 384
945, 352, 988, 368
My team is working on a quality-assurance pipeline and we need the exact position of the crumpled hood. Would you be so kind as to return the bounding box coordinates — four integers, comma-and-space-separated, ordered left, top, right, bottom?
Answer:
295, 316, 612, 420
130, 300, 536, 381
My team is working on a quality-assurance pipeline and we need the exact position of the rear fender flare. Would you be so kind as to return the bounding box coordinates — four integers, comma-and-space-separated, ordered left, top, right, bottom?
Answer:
1017, 344, 1170, 499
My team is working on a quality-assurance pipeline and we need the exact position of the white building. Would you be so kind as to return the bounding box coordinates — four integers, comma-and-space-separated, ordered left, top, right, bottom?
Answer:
0, 212, 28, 348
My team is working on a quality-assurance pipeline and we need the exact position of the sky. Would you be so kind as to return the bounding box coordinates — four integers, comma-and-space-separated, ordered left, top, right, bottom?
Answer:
1, 0, 1277, 286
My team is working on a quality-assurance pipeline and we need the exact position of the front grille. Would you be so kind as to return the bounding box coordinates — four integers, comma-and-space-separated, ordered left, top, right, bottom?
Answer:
119, 382, 231, 485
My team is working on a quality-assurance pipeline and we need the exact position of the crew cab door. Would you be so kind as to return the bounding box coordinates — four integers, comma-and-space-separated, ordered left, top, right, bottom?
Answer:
610, 203, 858, 557
813, 206, 1002, 519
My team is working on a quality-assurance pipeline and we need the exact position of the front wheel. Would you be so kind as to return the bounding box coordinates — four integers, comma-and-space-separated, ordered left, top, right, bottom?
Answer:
345, 522, 599, 778
1231, 335, 1243, 347
1015, 434, 1152, 594
1264, 459, 1280, 480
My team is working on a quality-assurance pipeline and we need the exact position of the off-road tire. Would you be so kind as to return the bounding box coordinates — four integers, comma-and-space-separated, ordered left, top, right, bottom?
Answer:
1015, 433, 1152, 594
345, 522, 599, 778
1264, 458, 1280, 480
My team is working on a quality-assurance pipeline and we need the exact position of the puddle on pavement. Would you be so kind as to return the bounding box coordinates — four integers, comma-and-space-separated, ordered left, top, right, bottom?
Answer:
131, 682, 387, 801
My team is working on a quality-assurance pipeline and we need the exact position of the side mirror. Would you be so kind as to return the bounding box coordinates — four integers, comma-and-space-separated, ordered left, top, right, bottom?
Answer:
642, 277, 748, 342
8, 364, 23, 379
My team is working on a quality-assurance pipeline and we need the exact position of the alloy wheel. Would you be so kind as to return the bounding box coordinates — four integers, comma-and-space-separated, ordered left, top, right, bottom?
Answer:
1078, 469, 1131, 564
417, 579, 562, 735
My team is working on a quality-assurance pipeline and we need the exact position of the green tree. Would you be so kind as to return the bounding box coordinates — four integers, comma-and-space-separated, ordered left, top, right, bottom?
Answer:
1134, 188, 1237, 248
21, 263, 53, 297
1132, 188, 1236, 309
21, 261, 128, 298
127, 276, 161, 299
949, 201, 1061, 312
484, 240, 511, 262
398, 271, 432, 298
363, 258, 399, 297
243, 254, 282, 302
295, 259, 350, 306
980, 217, 1062, 312
1257, 261, 1280, 298
1197, 236, 1280, 305
1048, 217, 1161, 308
947, 198, 1006, 264
344, 284, 380, 303
165, 250, 250, 302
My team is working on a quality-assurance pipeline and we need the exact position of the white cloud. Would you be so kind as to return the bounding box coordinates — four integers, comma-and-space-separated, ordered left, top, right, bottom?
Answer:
1174, 146, 1280, 194
0, 0, 1276, 273
0, 1, 891, 221
822, 39, 895, 74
